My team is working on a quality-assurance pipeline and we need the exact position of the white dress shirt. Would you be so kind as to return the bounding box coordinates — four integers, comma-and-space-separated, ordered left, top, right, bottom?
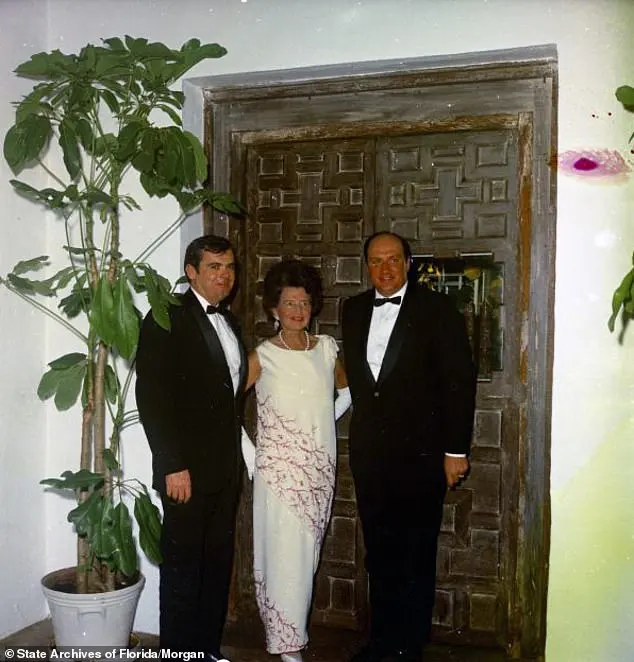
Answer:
366, 283, 407, 380
191, 289, 241, 394
366, 282, 464, 458
367, 282, 408, 381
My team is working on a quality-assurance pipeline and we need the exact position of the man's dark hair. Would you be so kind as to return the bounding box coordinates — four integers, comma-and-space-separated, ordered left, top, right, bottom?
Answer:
184, 235, 234, 281
262, 259, 324, 319
363, 231, 412, 263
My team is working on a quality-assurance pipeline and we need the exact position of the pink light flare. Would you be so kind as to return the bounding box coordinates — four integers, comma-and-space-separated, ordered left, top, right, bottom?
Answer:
557, 149, 631, 178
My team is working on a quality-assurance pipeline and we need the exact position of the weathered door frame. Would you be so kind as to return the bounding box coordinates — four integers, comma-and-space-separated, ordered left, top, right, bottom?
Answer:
182, 45, 557, 659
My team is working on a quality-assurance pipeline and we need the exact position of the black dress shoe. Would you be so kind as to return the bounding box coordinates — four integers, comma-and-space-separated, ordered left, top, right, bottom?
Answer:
349, 640, 387, 662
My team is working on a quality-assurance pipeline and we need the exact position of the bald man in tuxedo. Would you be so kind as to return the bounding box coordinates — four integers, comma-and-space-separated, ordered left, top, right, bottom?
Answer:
342, 232, 477, 662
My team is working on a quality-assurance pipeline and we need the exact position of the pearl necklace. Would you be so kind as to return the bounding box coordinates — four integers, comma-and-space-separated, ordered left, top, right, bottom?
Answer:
278, 329, 310, 351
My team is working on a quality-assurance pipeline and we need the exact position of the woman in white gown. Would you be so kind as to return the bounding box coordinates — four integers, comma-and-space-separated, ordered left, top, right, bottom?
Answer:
245, 260, 350, 662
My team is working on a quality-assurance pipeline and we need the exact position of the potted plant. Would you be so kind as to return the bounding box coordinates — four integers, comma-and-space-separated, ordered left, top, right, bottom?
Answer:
1, 36, 241, 647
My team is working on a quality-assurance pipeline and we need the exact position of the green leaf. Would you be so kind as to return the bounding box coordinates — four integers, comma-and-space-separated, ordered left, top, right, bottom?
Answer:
42, 469, 105, 490
93, 133, 118, 157
4, 123, 30, 174
9, 179, 43, 203
110, 502, 138, 578
11, 255, 49, 275
74, 117, 94, 151
139, 171, 160, 197
68, 491, 103, 541
81, 188, 113, 207
102, 447, 119, 471
15, 83, 55, 122
207, 191, 245, 216
78, 44, 97, 71
55, 267, 76, 291
104, 364, 119, 405
132, 148, 155, 174
5, 114, 53, 174
132, 127, 158, 173
48, 352, 87, 370
59, 286, 91, 318
90, 276, 116, 344
112, 275, 140, 359
156, 129, 179, 183
142, 267, 171, 331
166, 129, 194, 186
37, 355, 88, 409
117, 121, 144, 162
181, 38, 201, 51
195, 43, 228, 60
69, 83, 95, 110
125, 36, 149, 55
59, 118, 81, 179
608, 268, 634, 332
53, 362, 87, 410
6, 273, 47, 296
134, 491, 162, 565
174, 191, 201, 213
102, 37, 127, 53
15, 50, 76, 79
37, 368, 63, 400
120, 195, 141, 212
100, 89, 120, 115
36, 187, 67, 209
616, 85, 634, 109
183, 130, 207, 183
13, 266, 77, 298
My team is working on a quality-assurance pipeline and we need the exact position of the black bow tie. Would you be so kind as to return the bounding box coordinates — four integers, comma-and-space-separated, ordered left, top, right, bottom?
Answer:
206, 304, 226, 315
374, 296, 402, 307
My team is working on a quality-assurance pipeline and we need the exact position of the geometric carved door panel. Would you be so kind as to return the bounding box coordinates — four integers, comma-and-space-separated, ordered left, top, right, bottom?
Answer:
236, 128, 523, 647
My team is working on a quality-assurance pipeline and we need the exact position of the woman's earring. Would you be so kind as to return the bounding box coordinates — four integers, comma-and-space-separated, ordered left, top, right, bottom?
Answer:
273, 317, 280, 332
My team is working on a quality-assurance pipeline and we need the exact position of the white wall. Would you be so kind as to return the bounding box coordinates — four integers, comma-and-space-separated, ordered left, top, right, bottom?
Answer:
0, 0, 50, 638
2, 0, 634, 659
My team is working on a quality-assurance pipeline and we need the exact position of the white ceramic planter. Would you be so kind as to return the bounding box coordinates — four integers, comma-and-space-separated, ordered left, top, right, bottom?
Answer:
42, 567, 145, 647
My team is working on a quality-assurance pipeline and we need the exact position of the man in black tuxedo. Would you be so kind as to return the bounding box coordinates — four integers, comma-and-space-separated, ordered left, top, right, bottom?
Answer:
136, 235, 247, 662
342, 232, 477, 662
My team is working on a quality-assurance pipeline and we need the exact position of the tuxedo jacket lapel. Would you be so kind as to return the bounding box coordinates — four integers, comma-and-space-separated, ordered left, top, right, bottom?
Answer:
183, 289, 234, 393
375, 286, 415, 388
357, 291, 378, 386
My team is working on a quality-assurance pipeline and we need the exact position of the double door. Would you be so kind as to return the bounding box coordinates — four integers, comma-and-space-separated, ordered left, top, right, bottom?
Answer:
231, 125, 523, 649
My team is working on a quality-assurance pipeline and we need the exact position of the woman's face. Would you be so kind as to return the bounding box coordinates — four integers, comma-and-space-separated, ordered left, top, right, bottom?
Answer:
273, 286, 312, 332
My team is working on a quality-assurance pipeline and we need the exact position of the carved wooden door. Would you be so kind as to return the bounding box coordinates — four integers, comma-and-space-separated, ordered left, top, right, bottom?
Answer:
233, 125, 523, 649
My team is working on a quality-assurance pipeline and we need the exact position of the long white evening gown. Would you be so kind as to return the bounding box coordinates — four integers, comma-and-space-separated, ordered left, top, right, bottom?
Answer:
253, 334, 338, 654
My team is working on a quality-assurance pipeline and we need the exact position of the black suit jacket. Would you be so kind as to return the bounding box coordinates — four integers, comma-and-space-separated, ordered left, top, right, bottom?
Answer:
135, 288, 248, 495
342, 283, 476, 474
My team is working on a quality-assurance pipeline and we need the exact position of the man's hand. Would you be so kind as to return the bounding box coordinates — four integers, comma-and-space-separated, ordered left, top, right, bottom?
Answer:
444, 455, 469, 489
165, 469, 192, 503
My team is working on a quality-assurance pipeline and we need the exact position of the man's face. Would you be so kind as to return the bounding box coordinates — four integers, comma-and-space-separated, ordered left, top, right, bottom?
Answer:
185, 249, 236, 306
366, 234, 410, 297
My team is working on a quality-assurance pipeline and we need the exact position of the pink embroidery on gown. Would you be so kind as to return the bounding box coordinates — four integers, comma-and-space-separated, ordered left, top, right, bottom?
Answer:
256, 394, 335, 541
255, 570, 306, 653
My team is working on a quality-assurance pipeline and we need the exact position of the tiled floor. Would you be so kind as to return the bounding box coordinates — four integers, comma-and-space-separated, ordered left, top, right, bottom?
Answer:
1, 619, 518, 662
